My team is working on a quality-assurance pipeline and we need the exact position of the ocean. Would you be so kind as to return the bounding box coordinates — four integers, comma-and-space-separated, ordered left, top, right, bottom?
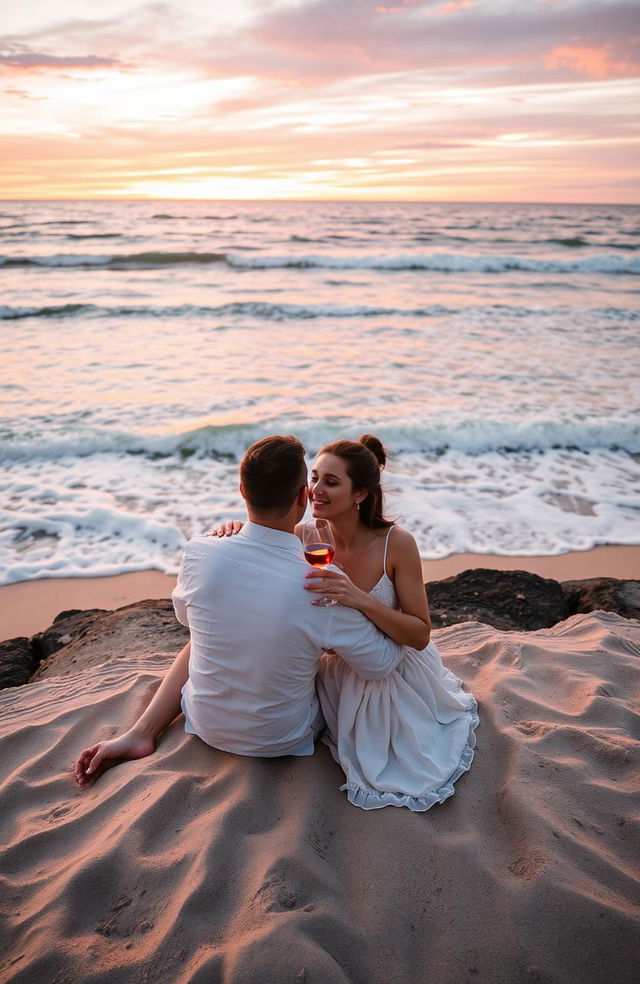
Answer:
1, 199, 638, 585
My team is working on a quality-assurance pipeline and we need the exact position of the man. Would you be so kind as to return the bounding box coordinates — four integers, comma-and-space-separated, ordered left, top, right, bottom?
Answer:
75, 435, 402, 784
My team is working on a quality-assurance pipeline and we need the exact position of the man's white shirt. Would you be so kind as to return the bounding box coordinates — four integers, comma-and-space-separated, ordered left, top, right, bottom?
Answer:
172, 522, 403, 757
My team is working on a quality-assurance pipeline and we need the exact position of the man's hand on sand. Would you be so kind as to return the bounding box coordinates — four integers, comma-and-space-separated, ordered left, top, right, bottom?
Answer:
75, 730, 155, 786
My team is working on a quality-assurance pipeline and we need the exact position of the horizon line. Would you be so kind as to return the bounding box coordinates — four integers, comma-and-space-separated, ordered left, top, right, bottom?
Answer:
1, 197, 638, 207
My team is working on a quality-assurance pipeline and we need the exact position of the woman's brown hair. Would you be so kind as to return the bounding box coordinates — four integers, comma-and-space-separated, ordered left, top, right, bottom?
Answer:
318, 434, 394, 530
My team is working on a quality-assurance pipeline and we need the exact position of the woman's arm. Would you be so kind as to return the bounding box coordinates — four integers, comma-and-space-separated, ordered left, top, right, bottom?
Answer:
305, 529, 431, 649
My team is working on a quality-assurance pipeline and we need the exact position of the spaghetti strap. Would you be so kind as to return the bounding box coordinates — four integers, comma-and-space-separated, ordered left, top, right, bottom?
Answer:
383, 527, 393, 577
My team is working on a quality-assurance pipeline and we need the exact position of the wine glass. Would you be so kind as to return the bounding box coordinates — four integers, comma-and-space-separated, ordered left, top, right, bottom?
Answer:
302, 519, 338, 607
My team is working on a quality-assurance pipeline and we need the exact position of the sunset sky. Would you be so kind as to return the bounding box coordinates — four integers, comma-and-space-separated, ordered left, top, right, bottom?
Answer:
1, 0, 638, 202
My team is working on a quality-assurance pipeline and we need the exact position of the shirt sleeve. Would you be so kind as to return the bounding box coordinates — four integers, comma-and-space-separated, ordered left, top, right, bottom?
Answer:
325, 605, 403, 680
172, 544, 194, 627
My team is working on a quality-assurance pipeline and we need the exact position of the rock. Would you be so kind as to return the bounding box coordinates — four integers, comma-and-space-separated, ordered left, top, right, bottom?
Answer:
31, 609, 107, 663
562, 578, 640, 622
30, 599, 189, 684
426, 569, 568, 632
0, 637, 38, 689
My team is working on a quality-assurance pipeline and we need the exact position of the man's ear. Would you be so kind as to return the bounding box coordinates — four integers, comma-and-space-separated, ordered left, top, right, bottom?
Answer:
239, 482, 247, 502
297, 484, 308, 507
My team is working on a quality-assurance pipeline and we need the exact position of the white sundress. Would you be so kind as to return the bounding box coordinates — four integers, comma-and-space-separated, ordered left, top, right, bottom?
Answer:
317, 530, 480, 811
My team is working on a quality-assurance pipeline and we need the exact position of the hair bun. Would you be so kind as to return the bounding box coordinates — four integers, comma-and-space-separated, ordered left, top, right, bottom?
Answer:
359, 433, 386, 468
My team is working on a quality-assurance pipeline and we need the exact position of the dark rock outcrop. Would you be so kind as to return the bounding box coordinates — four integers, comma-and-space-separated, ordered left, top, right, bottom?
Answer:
29, 598, 189, 683
0, 637, 38, 689
562, 578, 640, 622
31, 608, 107, 663
426, 568, 569, 632
1, 599, 188, 691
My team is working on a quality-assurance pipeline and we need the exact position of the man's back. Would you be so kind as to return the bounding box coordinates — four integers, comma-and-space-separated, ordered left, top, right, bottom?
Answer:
173, 522, 402, 757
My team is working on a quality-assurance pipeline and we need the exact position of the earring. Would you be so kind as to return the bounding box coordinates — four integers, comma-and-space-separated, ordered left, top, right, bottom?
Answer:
356, 502, 360, 511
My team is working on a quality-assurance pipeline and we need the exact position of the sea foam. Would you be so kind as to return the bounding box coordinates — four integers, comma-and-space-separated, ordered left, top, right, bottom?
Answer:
1, 444, 638, 585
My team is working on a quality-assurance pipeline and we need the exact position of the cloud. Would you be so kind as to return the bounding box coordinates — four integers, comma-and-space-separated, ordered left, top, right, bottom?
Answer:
438, 1, 473, 13
3, 85, 48, 100
0, 45, 126, 71
545, 43, 639, 80
229, 0, 640, 84
0, 4, 174, 75
4, 1, 638, 88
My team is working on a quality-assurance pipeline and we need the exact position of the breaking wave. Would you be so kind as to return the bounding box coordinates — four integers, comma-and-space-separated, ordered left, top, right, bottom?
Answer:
3, 251, 640, 274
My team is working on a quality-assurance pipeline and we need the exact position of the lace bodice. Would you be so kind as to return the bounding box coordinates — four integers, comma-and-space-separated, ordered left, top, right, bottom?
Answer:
366, 527, 398, 608
369, 571, 398, 609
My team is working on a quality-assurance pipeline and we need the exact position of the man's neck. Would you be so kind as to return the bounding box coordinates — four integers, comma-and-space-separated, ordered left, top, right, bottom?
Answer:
246, 511, 296, 535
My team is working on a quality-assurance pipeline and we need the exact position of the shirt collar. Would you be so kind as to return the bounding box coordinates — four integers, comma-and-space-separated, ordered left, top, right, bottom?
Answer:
238, 521, 304, 554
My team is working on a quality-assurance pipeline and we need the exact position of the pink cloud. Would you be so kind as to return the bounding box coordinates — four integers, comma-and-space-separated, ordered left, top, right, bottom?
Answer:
193, 0, 640, 87
437, 1, 473, 15
545, 43, 639, 80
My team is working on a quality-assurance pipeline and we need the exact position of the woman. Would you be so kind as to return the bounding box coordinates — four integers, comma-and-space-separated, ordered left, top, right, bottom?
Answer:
303, 435, 478, 811
216, 434, 479, 812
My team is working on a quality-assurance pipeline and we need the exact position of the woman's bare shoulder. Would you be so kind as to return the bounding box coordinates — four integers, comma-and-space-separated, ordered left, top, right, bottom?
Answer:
388, 525, 418, 548
387, 525, 420, 563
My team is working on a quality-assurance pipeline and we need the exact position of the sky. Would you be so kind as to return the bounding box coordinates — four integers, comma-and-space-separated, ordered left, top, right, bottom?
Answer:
1, 0, 639, 202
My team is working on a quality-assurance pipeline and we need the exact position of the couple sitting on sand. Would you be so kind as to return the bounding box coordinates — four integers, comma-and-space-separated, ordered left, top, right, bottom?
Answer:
76, 435, 478, 811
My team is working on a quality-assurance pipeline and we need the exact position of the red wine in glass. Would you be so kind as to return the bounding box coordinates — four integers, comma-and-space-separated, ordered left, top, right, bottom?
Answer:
303, 542, 335, 567
302, 521, 338, 606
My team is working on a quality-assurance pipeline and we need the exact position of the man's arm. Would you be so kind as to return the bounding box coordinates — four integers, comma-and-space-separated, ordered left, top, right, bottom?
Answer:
74, 641, 191, 785
326, 609, 403, 680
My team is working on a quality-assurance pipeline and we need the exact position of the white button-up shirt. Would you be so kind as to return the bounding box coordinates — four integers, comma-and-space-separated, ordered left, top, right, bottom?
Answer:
172, 522, 402, 757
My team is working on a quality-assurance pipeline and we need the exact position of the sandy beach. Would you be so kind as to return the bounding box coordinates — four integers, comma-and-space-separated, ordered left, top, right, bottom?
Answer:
1, 607, 638, 983
1, 544, 638, 641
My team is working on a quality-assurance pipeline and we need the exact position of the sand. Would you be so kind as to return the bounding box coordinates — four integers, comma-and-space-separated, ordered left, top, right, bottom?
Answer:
0, 570, 178, 642
0, 610, 638, 983
1, 544, 638, 641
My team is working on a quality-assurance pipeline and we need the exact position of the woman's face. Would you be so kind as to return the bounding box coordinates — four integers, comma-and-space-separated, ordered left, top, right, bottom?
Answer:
309, 452, 363, 519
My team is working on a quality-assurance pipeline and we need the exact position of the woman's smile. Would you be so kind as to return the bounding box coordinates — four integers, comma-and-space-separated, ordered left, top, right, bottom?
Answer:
311, 494, 331, 517
311, 491, 330, 505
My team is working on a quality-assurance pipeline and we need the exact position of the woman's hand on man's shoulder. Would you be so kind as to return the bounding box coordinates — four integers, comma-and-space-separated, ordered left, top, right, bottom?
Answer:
209, 520, 244, 537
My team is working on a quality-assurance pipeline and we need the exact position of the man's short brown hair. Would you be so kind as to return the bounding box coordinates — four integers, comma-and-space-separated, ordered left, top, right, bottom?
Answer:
240, 435, 307, 515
